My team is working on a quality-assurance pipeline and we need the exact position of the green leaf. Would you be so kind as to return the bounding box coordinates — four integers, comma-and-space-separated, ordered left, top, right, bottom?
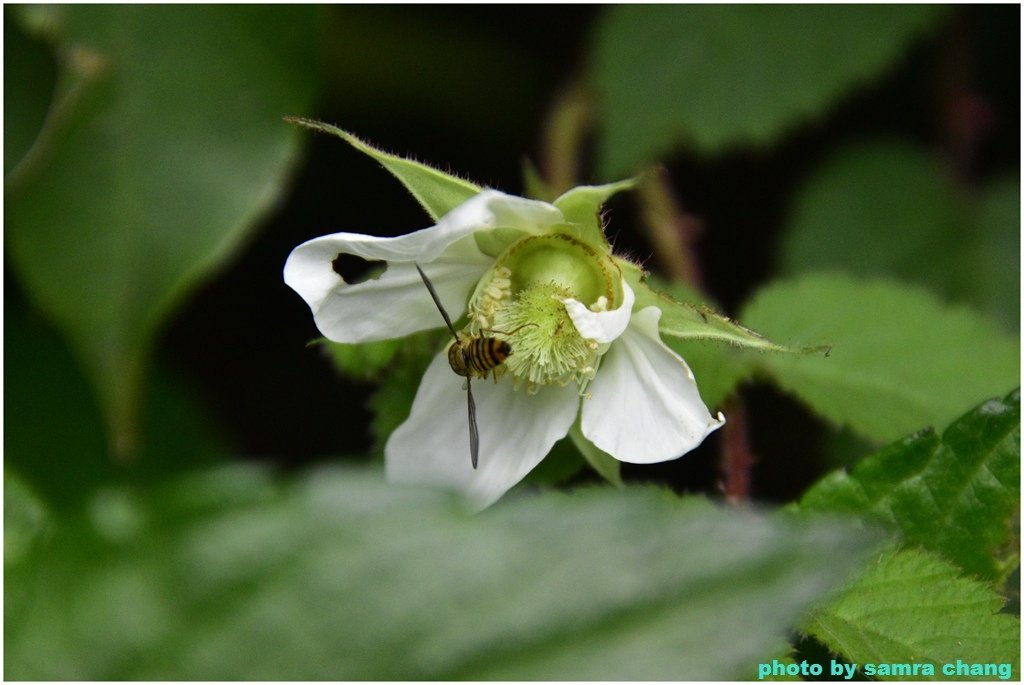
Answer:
285, 117, 481, 222
6, 467, 878, 680
323, 338, 403, 382
972, 177, 1020, 330
4, 6, 321, 456
740, 273, 1020, 442
779, 142, 1019, 331
806, 547, 1019, 679
4, 8, 57, 175
780, 143, 961, 283
801, 389, 1020, 582
592, 5, 943, 176
5, 291, 226, 512
4, 471, 50, 567
368, 363, 422, 457
4, 470, 53, 644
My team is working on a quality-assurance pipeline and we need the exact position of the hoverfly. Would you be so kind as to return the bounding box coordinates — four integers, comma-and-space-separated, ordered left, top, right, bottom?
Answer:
414, 264, 521, 470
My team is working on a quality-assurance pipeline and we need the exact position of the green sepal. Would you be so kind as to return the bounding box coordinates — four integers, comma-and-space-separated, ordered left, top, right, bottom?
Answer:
553, 178, 638, 250
570, 420, 624, 488
284, 117, 481, 221
619, 260, 830, 355
473, 227, 531, 259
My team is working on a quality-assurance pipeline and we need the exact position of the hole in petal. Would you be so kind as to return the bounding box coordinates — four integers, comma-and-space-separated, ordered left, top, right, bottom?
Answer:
332, 254, 386, 284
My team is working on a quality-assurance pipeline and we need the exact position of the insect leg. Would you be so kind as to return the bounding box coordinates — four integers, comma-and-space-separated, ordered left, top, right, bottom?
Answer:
481, 322, 539, 336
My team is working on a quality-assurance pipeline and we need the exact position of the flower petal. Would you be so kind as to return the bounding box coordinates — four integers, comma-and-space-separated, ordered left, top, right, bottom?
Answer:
581, 306, 725, 464
284, 190, 566, 342
562, 280, 635, 343
477, 190, 566, 234
319, 259, 487, 342
385, 351, 580, 508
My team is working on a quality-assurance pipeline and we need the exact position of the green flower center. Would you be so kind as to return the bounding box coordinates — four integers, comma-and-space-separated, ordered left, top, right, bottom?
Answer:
466, 232, 621, 390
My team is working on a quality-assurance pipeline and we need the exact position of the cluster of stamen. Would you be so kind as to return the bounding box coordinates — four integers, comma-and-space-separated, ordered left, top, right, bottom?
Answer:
469, 279, 600, 393
468, 266, 512, 334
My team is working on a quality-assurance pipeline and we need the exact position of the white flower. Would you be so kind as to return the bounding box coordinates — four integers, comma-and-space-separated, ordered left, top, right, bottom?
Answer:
285, 189, 724, 507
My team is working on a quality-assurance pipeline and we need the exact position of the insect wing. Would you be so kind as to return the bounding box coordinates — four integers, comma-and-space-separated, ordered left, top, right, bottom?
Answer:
415, 264, 458, 340
466, 376, 479, 469
415, 262, 479, 469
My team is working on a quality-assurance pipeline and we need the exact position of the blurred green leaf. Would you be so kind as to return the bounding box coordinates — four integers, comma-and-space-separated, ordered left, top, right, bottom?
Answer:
324, 338, 403, 382
285, 117, 481, 222
780, 143, 960, 284
972, 176, 1020, 330
5, 5, 321, 457
5, 298, 226, 511
779, 142, 1019, 331
801, 389, 1019, 582
806, 548, 1019, 679
593, 5, 943, 176
369, 361, 424, 457
740, 273, 1020, 443
4, 8, 57, 175
4, 471, 50, 566
6, 467, 878, 680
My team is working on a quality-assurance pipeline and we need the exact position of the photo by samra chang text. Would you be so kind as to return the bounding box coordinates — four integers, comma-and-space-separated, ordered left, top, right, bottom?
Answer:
758, 658, 1014, 680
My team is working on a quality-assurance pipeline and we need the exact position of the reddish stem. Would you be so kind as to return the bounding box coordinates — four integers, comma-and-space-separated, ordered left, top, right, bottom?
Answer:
720, 397, 755, 503
935, 12, 993, 183
637, 169, 705, 289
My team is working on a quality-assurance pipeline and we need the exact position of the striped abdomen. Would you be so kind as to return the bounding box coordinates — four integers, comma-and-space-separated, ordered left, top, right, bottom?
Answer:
448, 335, 512, 378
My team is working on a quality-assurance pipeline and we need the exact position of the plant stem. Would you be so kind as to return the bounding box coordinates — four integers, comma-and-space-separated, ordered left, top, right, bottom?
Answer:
720, 397, 755, 503
539, 79, 594, 195
637, 169, 704, 288
634, 169, 754, 503
934, 11, 991, 184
